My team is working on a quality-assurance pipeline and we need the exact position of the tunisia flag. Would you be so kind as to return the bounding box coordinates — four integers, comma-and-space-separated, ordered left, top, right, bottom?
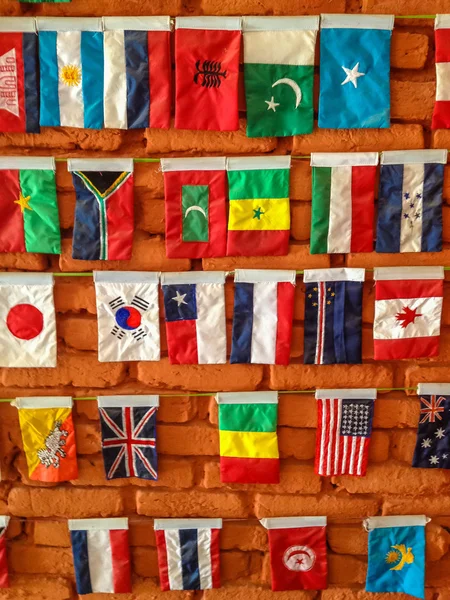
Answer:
261, 517, 328, 591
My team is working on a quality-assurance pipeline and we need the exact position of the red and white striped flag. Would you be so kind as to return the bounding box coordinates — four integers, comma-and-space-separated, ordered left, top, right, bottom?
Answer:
315, 389, 376, 477
432, 15, 450, 129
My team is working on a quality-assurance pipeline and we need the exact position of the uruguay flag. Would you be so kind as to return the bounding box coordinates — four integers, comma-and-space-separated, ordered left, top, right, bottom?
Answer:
161, 272, 226, 365
69, 518, 131, 595
38, 17, 104, 129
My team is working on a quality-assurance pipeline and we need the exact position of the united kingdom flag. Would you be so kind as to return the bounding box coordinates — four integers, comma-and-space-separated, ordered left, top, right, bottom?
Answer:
98, 396, 158, 480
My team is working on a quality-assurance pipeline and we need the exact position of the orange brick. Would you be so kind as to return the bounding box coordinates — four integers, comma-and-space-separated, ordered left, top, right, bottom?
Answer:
221, 551, 254, 582
58, 316, 97, 351
74, 422, 101, 454
363, 0, 450, 12
368, 431, 390, 463
200, 0, 344, 15
290, 160, 312, 201
391, 32, 429, 69
9, 544, 72, 575
0, 574, 72, 600
0, 252, 47, 271
204, 584, 316, 600
133, 163, 165, 196
136, 194, 165, 234
373, 394, 420, 428
159, 422, 217, 455
136, 490, 249, 518
383, 496, 450, 517
347, 248, 450, 268
220, 522, 267, 552
278, 428, 316, 460
391, 430, 417, 463
328, 525, 367, 555
278, 394, 317, 428
291, 203, 312, 242
54, 279, 96, 314
132, 547, 159, 578
34, 522, 70, 548
254, 493, 380, 518
328, 555, 366, 585
405, 366, 450, 393
391, 80, 435, 121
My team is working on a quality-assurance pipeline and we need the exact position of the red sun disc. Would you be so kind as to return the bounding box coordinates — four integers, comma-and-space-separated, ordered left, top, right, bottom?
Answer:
6, 304, 44, 340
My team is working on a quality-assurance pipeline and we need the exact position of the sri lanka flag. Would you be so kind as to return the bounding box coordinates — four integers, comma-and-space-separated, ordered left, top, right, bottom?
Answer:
227, 156, 291, 256
68, 159, 134, 261
216, 391, 279, 483
0, 18, 39, 133
103, 17, 171, 129
0, 157, 60, 254
38, 17, 104, 129
432, 15, 450, 129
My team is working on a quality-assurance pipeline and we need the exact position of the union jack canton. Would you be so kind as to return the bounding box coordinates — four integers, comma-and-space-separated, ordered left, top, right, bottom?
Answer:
413, 384, 450, 470
98, 396, 159, 480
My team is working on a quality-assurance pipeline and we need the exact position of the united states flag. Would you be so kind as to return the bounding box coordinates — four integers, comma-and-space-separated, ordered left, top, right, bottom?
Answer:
315, 389, 376, 477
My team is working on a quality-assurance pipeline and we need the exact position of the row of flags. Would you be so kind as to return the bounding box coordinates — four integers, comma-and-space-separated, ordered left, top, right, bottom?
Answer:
0, 514, 431, 598
7, 386, 450, 485
1, 14, 450, 134
0, 266, 445, 367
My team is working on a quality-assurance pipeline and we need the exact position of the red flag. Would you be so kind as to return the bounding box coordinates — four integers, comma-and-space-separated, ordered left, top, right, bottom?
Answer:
432, 15, 450, 129
174, 17, 241, 131
0, 517, 10, 588
261, 517, 327, 591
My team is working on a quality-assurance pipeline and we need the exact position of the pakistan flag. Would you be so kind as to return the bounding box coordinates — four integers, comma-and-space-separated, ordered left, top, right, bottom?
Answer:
243, 17, 319, 138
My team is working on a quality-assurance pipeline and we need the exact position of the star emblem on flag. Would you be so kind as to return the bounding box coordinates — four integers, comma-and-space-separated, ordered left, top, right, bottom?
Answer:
14, 192, 32, 213
253, 207, 265, 220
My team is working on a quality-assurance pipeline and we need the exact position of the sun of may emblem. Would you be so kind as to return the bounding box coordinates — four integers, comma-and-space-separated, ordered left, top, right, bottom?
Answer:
60, 64, 82, 87
385, 545, 415, 571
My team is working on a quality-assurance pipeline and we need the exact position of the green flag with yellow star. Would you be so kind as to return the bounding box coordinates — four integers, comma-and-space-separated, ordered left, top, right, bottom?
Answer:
0, 157, 61, 254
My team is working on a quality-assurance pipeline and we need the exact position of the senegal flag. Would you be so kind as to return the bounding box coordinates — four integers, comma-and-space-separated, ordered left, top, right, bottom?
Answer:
243, 17, 318, 137
216, 391, 279, 484
13, 397, 78, 482
226, 156, 291, 256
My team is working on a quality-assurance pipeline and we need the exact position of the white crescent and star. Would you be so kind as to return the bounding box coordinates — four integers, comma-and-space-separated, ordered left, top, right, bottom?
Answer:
264, 78, 302, 112
184, 205, 207, 219
283, 546, 316, 572
341, 62, 365, 88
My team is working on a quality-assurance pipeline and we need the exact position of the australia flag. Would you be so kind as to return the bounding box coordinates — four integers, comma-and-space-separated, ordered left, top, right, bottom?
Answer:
413, 384, 450, 470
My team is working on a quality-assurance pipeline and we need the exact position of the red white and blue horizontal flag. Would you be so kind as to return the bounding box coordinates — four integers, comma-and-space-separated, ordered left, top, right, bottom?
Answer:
69, 518, 131, 595
155, 519, 222, 591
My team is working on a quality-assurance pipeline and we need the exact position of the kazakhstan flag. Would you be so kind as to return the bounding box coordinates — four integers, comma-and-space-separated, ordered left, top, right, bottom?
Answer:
365, 515, 427, 599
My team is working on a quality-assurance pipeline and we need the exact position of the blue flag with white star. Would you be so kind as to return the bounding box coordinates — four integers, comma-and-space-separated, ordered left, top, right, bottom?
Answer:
318, 15, 394, 129
413, 384, 450, 470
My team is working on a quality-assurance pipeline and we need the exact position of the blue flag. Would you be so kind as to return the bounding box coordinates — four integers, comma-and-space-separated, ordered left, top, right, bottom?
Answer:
413, 383, 450, 469
303, 268, 364, 365
365, 516, 427, 599
318, 14, 394, 129
376, 150, 446, 253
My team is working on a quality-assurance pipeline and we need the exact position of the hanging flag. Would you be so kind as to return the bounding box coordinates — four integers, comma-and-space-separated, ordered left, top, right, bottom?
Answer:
174, 17, 241, 131
69, 518, 131, 595
103, 17, 171, 130
68, 159, 134, 261
0, 273, 56, 367
376, 150, 446, 253
161, 272, 226, 365
432, 15, 450, 129
374, 266, 444, 360
0, 18, 39, 133
260, 517, 327, 591
365, 515, 428, 599
0, 157, 60, 254
94, 271, 160, 363
413, 383, 450, 469
230, 269, 296, 365
13, 397, 78, 482
318, 14, 394, 129
38, 17, 104, 129
315, 388, 376, 477
161, 158, 227, 258
98, 395, 158, 480
227, 156, 291, 257
216, 391, 279, 483
303, 268, 365, 365
154, 519, 222, 591
0, 517, 10, 589
243, 16, 318, 137
310, 152, 378, 254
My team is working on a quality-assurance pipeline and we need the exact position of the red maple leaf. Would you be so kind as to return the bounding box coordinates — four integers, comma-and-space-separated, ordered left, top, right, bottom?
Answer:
395, 306, 422, 328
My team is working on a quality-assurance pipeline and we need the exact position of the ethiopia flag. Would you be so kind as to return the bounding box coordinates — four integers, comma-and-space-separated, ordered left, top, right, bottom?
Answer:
226, 156, 291, 256
216, 391, 279, 483
13, 397, 78, 482
0, 157, 60, 254
243, 16, 318, 137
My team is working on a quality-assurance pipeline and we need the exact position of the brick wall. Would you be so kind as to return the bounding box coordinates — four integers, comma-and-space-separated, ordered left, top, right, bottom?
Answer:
1, 0, 450, 598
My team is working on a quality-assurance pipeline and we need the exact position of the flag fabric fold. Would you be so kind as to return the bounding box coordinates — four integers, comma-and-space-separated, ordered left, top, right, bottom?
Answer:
94, 271, 160, 363
161, 158, 227, 258
103, 17, 171, 130
310, 152, 378, 253
376, 150, 447, 253
227, 156, 291, 256
69, 518, 131, 595
0, 157, 60, 254
230, 269, 296, 365
0, 273, 56, 367
39, 17, 104, 129
13, 397, 78, 482
68, 158, 134, 261
154, 518, 222, 591
175, 17, 241, 131
0, 18, 39, 133
303, 268, 365, 365
161, 271, 226, 365
216, 391, 279, 484
315, 388, 376, 476
432, 15, 450, 129
365, 515, 427, 599
98, 395, 158, 480
243, 16, 318, 137
413, 383, 450, 470
318, 14, 394, 129
0, 517, 10, 589
260, 516, 327, 591
373, 266, 444, 360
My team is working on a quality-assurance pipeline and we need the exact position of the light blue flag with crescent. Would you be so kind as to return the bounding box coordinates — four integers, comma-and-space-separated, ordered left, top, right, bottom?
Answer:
318, 14, 394, 129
